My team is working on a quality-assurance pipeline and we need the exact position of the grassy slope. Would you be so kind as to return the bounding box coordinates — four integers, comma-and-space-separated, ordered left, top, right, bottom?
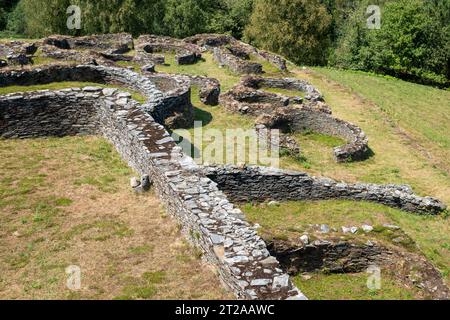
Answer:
0, 137, 229, 299
293, 273, 420, 300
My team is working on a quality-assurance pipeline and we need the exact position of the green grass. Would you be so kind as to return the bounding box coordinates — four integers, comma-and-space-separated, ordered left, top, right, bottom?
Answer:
261, 86, 305, 98
173, 87, 257, 163
0, 82, 147, 104
0, 136, 229, 299
313, 67, 450, 172
115, 60, 141, 73
294, 273, 420, 300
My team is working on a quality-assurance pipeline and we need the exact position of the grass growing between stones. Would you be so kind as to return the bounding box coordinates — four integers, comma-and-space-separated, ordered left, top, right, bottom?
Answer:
0, 81, 147, 104
0, 137, 229, 299
293, 273, 421, 300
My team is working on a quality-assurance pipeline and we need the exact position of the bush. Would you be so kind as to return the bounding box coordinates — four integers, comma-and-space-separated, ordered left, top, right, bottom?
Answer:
207, 0, 254, 39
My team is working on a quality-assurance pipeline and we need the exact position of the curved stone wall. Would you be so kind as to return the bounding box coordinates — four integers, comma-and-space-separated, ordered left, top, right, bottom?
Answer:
0, 64, 193, 129
139, 72, 194, 128
222, 78, 370, 162
285, 107, 370, 162
0, 87, 306, 300
200, 165, 446, 215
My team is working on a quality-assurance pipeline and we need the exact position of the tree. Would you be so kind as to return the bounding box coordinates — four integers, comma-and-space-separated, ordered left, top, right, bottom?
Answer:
244, 0, 333, 65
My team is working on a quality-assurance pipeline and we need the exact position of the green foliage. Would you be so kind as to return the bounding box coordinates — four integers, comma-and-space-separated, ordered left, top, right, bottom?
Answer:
244, 0, 333, 65
163, 0, 212, 38
0, 7, 6, 30
79, 0, 166, 36
2, 0, 252, 39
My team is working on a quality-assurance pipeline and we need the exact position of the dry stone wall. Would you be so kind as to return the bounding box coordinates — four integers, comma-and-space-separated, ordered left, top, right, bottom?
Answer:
200, 165, 446, 215
2, 33, 447, 300
0, 85, 306, 301
267, 224, 450, 300
185, 33, 287, 72
213, 47, 263, 75
136, 35, 202, 65
44, 33, 134, 52
287, 107, 370, 162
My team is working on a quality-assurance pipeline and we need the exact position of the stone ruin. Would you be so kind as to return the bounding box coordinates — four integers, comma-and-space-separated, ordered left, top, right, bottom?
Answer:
185, 33, 288, 73
135, 35, 202, 65
0, 40, 38, 67
0, 33, 448, 300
